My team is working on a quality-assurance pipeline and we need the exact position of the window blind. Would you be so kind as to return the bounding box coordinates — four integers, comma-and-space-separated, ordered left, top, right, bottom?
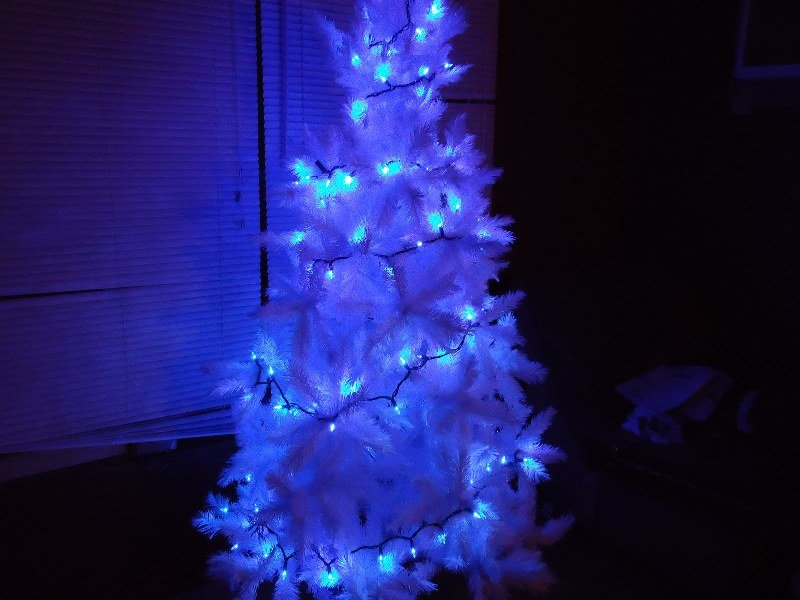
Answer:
0, 0, 259, 453
0, 0, 497, 456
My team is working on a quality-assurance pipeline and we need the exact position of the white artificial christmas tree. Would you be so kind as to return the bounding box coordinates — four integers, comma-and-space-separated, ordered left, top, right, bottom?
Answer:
195, 1, 570, 597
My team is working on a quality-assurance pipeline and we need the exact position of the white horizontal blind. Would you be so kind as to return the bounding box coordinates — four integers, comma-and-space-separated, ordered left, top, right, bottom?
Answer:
263, 0, 498, 285
0, 0, 259, 452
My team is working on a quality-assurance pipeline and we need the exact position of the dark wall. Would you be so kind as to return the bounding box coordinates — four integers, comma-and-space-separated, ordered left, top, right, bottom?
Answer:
494, 2, 800, 433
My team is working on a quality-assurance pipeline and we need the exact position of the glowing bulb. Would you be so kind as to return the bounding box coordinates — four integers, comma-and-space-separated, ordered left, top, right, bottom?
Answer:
290, 230, 305, 245
410, 547, 417, 558
436, 533, 447, 545
329, 422, 336, 432
461, 305, 477, 321
245, 473, 253, 482
281, 569, 287, 580
254, 505, 260, 513
414, 27, 427, 42
399, 347, 412, 365
325, 269, 335, 280
418, 65, 430, 77
486, 464, 492, 473
428, 212, 444, 231
394, 405, 401, 413
378, 553, 395, 573
501, 455, 508, 465
350, 100, 367, 122
447, 193, 461, 212
268, 366, 275, 376
375, 62, 391, 82
427, 0, 444, 19
416, 240, 423, 247
293, 160, 313, 181
251, 352, 257, 360
473, 511, 481, 519
340, 377, 362, 397
444, 62, 453, 69
377, 161, 401, 176
351, 53, 362, 67
343, 175, 353, 185
320, 568, 340, 588
352, 225, 367, 244
231, 543, 239, 550
220, 506, 229, 514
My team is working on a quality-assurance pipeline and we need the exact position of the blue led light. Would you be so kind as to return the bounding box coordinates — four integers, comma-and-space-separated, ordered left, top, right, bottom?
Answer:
320, 568, 341, 588
231, 543, 239, 550
399, 347, 412, 365
377, 161, 402, 176
281, 569, 287, 580
293, 160, 313, 181
290, 230, 305, 245
427, 0, 444, 19
351, 53, 362, 67
410, 547, 417, 558
418, 65, 430, 77
436, 532, 447, 545
220, 506, 229, 514
428, 212, 444, 231
352, 225, 367, 244
340, 377, 362, 397
416, 240, 423, 247
447, 193, 461, 212
414, 27, 427, 42
351, 100, 367, 122
461, 305, 477, 321
329, 422, 336, 432
326, 269, 335, 280
375, 62, 391, 82
378, 553, 396, 573
245, 473, 253, 482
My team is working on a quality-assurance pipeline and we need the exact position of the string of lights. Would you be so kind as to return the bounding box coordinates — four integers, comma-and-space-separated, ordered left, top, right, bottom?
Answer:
309, 225, 461, 278
235, 449, 536, 580
253, 324, 477, 423
365, 72, 435, 99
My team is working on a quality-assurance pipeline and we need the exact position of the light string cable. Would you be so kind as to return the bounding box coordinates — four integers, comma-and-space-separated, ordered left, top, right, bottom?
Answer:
253, 323, 477, 420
